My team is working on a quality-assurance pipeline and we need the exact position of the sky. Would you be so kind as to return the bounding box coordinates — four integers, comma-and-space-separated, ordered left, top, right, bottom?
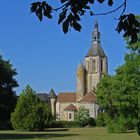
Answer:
0, 0, 139, 95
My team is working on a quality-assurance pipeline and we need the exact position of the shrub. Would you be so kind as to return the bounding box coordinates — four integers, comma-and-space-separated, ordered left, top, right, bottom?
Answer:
107, 114, 137, 133
107, 115, 127, 133
75, 106, 90, 127
88, 117, 96, 127
96, 112, 107, 127
61, 121, 78, 128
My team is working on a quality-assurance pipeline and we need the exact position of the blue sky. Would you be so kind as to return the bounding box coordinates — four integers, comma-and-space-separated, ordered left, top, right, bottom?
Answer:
0, 1, 139, 95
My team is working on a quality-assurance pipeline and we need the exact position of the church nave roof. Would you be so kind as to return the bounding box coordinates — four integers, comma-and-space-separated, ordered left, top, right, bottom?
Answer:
57, 92, 76, 102
78, 91, 96, 102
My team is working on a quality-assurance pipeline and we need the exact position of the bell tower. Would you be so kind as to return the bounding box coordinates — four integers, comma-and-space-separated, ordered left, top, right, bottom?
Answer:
85, 21, 108, 92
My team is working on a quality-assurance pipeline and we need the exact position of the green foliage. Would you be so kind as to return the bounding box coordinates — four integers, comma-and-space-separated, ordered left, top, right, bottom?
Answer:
96, 112, 107, 127
60, 121, 78, 128
30, 0, 140, 43
107, 114, 136, 133
97, 47, 140, 133
107, 115, 126, 133
0, 55, 18, 129
46, 115, 57, 128
75, 106, 90, 127
11, 85, 50, 131
47, 121, 78, 128
87, 117, 96, 126
50, 119, 95, 128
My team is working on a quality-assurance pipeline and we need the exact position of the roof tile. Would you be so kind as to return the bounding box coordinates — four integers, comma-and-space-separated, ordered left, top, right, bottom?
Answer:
64, 104, 77, 111
79, 91, 96, 102
57, 92, 76, 102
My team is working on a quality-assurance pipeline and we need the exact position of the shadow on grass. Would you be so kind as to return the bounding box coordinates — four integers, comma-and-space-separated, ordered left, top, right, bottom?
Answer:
0, 133, 79, 139
45, 128, 69, 132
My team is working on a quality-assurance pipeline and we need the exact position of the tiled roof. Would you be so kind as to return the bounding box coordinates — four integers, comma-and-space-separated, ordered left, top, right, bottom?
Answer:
79, 91, 96, 102
37, 93, 50, 102
57, 92, 76, 102
64, 104, 77, 111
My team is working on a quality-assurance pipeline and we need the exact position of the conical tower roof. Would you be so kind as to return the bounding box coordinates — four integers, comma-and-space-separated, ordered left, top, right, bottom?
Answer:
49, 89, 56, 98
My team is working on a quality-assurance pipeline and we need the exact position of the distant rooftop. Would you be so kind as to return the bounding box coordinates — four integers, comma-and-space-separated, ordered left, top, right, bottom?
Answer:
37, 93, 50, 102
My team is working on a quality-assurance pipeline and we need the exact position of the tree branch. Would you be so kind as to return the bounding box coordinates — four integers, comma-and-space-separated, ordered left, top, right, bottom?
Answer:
91, 0, 127, 16
52, 3, 67, 11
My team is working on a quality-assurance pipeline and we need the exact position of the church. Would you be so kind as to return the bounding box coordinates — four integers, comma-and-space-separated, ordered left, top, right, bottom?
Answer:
37, 21, 108, 121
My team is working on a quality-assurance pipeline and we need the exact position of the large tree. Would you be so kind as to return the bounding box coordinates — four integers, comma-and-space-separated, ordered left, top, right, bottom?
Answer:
11, 85, 51, 131
30, 0, 140, 43
97, 45, 140, 132
0, 55, 18, 129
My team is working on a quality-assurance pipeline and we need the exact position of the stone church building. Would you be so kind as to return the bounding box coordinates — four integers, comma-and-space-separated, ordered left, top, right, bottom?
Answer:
37, 21, 108, 121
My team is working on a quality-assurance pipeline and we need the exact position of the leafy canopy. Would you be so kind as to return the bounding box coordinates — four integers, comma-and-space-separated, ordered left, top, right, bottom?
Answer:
30, 0, 140, 43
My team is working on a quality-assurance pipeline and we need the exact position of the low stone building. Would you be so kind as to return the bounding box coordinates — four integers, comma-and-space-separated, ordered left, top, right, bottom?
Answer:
37, 21, 108, 121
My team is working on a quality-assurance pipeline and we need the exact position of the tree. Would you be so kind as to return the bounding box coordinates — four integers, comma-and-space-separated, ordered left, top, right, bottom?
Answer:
11, 85, 50, 131
97, 50, 140, 132
30, 0, 140, 43
75, 106, 90, 127
0, 55, 18, 129
96, 75, 116, 117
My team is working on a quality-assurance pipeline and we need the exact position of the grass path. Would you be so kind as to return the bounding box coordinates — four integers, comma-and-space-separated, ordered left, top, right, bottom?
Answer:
0, 127, 139, 140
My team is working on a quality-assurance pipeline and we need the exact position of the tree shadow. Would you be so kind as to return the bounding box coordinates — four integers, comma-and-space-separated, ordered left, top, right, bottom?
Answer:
45, 128, 69, 132
0, 133, 79, 139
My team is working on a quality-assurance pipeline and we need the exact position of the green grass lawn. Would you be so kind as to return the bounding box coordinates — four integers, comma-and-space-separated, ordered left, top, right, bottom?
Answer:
0, 127, 139, 140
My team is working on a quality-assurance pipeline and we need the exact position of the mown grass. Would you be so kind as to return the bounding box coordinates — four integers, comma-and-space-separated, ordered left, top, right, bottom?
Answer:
0, 127, 139, 140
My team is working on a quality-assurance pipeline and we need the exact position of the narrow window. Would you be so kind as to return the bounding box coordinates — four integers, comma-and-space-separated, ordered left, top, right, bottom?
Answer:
93, 59, 95, 72
101, 59, 103, 72
69, 113, 72, 119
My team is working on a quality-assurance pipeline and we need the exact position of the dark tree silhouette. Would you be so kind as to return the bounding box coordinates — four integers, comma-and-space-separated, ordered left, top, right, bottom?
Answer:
30, 0, 140, 43
0, 55, 18, 129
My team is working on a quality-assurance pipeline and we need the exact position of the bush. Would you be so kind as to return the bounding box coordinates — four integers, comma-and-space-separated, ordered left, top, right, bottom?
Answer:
107, 114, 137, 133
75, 106, 90, 127
61, 121, 78, 128
87, 117, 96, 126
49, 118, 95, 128
96, 112, 107, 127
107, 115, 127, 133
11, 85, 50, 131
